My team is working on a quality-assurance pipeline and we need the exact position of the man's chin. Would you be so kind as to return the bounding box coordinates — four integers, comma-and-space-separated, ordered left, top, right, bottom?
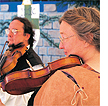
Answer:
8, 43, 14, 47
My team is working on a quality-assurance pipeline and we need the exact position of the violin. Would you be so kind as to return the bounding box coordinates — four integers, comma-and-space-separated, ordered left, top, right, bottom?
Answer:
0, 41, 28, 75
1, 55, 83, 95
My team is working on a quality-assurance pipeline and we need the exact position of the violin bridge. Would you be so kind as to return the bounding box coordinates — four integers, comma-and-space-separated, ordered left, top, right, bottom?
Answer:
26, 59, 35, 71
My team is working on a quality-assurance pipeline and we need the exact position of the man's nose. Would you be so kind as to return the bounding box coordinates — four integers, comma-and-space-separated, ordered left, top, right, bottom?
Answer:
8, 31, 13, 37
59, 42, 64, 49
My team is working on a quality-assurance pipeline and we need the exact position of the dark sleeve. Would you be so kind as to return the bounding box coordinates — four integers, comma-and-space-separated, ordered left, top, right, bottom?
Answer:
11, 48, 44, 72
27, 86, 41, 106
26, 48, 44, 67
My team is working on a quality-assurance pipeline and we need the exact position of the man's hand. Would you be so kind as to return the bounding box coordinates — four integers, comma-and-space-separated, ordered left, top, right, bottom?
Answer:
0, 99, 5, 106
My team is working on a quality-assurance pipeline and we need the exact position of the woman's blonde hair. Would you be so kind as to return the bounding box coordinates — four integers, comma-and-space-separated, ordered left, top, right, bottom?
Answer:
59, 7, 100, 52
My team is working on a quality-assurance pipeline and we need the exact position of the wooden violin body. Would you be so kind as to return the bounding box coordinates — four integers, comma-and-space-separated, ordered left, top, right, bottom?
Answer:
1, 55, 82, 95
1, 67, 50, 95
0, 45, 27, 74
0, 41, 28, 75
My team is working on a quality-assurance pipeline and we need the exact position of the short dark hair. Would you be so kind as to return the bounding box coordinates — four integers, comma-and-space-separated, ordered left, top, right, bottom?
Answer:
12, 17, 35, 48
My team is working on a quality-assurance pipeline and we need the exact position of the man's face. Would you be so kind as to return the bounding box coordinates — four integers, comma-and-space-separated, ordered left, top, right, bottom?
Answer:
59, 21, 86, 57
7, 20, 29, 46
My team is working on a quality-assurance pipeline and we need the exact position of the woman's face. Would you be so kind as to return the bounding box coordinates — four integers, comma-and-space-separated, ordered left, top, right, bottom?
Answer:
59, 21, 86, 57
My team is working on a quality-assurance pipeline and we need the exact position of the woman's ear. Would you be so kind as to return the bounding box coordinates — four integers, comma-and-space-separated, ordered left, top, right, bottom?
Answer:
84, 33, 93, 47
84, 40, 90, 48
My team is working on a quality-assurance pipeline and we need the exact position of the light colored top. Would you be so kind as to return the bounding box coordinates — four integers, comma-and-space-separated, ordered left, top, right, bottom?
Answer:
34, 66, 100, 106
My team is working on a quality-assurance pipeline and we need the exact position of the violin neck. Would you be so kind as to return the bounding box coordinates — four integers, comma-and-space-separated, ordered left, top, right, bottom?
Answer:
0, 55, 7, 69
1, 41, 9, 56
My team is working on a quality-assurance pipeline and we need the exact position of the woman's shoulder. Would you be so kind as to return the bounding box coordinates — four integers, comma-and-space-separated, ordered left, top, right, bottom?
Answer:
34, 66, 100, 105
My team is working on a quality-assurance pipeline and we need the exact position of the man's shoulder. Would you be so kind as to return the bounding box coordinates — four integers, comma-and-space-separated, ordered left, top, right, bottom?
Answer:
27, 48, 43, 66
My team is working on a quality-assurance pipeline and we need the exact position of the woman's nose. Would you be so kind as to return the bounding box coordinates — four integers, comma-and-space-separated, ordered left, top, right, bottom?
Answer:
59, 42, 64, 49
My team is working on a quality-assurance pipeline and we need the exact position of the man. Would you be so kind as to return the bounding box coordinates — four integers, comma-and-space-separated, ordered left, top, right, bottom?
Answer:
0, 17, 43, 106
34, 7, 100, 106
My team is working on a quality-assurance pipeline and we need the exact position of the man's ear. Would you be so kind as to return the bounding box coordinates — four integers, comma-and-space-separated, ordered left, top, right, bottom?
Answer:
25, 33, 30, 40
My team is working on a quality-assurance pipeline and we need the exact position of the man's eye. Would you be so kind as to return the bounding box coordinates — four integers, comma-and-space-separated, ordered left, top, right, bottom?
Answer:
12, 29, 17, 33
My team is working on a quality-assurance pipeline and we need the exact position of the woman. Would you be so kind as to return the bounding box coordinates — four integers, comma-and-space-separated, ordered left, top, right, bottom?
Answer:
34, 7, 100, 106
